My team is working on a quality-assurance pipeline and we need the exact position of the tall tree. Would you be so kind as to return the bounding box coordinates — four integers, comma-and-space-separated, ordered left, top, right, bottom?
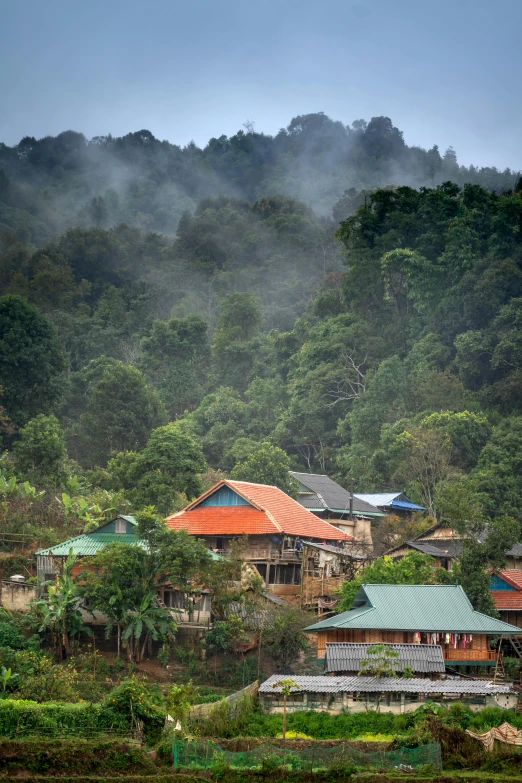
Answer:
231, 442, 298, 497
0, 295, 67, 425
75, 362, 167, 466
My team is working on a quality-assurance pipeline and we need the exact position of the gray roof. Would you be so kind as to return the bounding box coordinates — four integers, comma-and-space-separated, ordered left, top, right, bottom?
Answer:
302, 541, 365, 560
259, 674, 514, 696
388, 540, 461, 558
291, 473, 383, 516
324, 643, 445, 674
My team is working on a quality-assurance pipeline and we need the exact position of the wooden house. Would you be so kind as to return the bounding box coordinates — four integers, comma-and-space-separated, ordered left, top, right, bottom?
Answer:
304, 583, 522, 673
36, 515, 139, 582
35, 515, 215, 630
387, 521, 522, 572
490, 571, 522, 630
166, 479, 357, 603
290, 472, 382, 549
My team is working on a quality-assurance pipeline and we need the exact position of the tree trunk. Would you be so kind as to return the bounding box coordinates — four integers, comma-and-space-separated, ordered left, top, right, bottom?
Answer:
283, 693, 287, 740
257, 631, 262, 683
117, 623, 121, 658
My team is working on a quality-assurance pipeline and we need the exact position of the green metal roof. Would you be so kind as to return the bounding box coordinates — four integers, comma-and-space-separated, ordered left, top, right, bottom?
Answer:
37, 533, 222, 561
305, 583, 522, 635
36, 533, 140, 557
118, 515, 137, 526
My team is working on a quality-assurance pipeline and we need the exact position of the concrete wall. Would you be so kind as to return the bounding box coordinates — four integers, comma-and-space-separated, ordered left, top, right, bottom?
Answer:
1, 580, 36, 611
260, 691, 518, 715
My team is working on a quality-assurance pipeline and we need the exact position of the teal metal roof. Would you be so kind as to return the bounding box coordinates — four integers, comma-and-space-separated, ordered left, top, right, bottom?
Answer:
119, 515, 137, 525
305, 583, 522, 635
36, 533, 140, 557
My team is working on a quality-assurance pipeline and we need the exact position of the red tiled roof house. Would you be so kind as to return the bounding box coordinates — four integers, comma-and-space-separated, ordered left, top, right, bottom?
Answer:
490, 571, 522, 629
166, 479, 355, 602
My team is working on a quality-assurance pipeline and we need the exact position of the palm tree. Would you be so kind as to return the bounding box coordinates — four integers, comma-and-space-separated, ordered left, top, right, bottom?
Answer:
33, 549, 91, 660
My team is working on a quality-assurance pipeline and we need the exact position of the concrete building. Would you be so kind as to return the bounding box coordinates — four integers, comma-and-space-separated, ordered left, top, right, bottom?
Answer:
259, 674, 518, 714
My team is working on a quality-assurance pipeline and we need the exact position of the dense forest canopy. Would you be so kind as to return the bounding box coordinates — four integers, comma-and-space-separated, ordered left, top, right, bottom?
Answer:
0, 112, 521, 567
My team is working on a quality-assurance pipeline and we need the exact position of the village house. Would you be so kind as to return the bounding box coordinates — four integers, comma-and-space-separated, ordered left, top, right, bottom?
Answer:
259, 674, 518, 715
166, 479, 361, 606
387, 521, 522, 572
490, 571, 522, 630
35, 514, 215, 629
290, 471, 382, 548
304, 583, 522, 673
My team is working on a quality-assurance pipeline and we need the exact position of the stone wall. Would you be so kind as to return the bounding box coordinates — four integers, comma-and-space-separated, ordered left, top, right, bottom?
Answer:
0, 580, 37, 611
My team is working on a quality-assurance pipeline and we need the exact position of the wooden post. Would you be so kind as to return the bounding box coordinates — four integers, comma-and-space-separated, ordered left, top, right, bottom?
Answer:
349, 479, 354, 521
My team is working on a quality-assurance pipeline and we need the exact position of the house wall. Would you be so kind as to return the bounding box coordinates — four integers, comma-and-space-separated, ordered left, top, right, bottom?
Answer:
96, 517, 135, 534
316, 630, 493, 662
498, 610, 522, 629
0, 581, 36, 611
260, 691, 517, 715
505, 556, 522, 570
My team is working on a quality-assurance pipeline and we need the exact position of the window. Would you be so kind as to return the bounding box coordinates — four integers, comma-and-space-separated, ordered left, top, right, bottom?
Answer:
216, 537, 224, 550
115, 518, 126, 533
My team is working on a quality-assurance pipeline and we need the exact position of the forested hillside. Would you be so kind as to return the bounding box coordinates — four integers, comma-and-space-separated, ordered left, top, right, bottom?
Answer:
0, 112, 521, 551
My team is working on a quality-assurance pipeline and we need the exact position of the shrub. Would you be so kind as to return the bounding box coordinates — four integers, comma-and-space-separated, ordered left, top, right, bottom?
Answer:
0, 699, 128, 737
0, 621, 27, 650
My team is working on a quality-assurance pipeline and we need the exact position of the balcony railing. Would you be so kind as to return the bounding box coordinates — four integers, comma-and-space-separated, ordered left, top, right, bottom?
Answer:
443, 649, 496, 661
215, 548, 302, 561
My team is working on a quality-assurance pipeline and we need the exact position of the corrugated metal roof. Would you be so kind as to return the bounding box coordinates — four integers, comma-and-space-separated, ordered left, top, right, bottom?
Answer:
406, 541, 452, 557
36, 533, 140, 557
354, 493, 425, 511
305, 584, 522, 634
260, 674, 514, 695
302, 541, 365, 560
324, 643, 445, 673
354, 493, 402, 506
291, 473, 383, 516
119, 515, 137, 525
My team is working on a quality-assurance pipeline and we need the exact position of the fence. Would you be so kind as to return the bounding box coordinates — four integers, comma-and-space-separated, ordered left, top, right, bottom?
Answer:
171, 739, 442, 772
186, 680, 258, 721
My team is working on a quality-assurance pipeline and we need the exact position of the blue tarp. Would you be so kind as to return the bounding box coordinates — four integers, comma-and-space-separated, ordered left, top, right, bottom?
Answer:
390, 499, 426, 511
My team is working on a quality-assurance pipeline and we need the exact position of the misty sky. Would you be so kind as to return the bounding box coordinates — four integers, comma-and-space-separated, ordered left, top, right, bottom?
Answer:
1, 0, 521, 170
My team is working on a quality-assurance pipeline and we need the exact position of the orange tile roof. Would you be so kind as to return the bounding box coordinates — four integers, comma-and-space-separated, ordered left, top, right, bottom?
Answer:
166, 480, 354, 541
499, 570, 522, 590
491, 591, 522, 611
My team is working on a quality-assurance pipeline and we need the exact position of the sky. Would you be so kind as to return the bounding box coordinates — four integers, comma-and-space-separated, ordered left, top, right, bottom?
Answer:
1, 0, 521, 170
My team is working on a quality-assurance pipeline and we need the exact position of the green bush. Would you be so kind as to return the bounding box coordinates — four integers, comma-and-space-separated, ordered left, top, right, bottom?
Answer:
0, 738, 155, 774
0, 699, 128, 737
0, 621, 27, 650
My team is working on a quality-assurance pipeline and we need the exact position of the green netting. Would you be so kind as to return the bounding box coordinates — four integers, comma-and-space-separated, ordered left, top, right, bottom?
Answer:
171, 739, 442, 772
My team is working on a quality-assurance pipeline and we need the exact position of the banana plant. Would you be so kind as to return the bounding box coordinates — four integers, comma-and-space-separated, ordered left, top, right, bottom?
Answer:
0, 666, 19, 692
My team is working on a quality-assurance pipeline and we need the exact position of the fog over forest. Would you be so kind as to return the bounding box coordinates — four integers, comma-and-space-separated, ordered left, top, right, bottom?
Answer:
1, 110, 522, 561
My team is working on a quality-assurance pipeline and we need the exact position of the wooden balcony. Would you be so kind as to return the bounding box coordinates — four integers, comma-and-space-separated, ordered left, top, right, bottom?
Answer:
443, 649, 496, 661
